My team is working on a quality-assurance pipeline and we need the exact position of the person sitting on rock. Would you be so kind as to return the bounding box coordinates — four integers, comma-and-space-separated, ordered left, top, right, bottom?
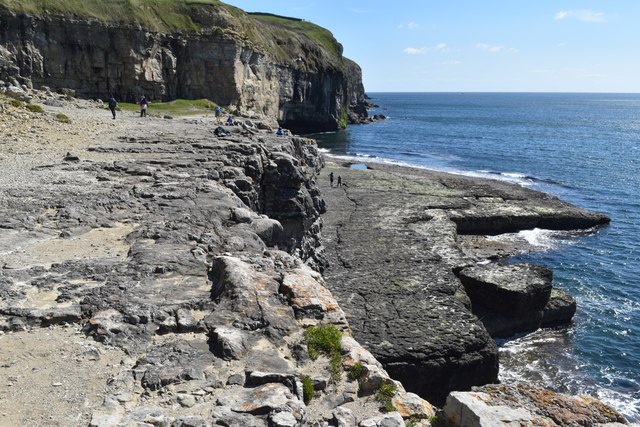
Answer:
226, 115, 234, 125
276, 127, 284, 136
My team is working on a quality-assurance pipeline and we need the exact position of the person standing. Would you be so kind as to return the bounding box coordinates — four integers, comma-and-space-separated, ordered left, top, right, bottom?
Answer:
329, 172, 334, 187
108, 94, 117, 119
337, 175, 342, 187
139, 95, 148, 117
214, 106, 222, 124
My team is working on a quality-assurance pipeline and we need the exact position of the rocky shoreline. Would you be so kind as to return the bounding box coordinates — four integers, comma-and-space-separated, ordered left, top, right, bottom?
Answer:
0, 91, 627, 426
317, 159, 627, 425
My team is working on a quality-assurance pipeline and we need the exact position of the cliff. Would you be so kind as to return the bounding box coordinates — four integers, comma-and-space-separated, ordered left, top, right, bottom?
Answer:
0, 0, 367, 133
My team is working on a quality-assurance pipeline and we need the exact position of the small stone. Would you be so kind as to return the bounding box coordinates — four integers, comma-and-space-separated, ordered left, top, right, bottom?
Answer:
178, 394, 196, 408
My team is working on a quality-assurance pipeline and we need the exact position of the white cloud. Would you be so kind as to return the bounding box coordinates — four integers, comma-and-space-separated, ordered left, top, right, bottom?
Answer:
476, 43, 503, 53
403, 43, 451, 55
403, 47, 428, 55
554, 9, 608, 23
398, 21, 419, 30
475, 43, 519, 54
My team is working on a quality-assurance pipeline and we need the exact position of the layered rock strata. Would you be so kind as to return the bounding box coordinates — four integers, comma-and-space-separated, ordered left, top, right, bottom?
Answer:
318, 161, 609, 405
0, 94, 432, 426
0, 4, 368, 132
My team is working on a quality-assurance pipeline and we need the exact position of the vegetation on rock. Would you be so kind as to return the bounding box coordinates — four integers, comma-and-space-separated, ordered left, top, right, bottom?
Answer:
349, 361, 364, 381
301, 375, 314, 405
26, 104, 43, 113
375, 382, 398, 413
304, 324, 343, 382
55, 113, 70, 123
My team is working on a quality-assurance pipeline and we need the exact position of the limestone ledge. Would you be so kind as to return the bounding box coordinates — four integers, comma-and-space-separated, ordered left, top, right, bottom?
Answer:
0, 92, 431, 426
318, 160, 623, 425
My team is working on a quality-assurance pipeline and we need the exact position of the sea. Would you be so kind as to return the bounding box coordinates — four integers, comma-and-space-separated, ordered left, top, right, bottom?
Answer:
313, 92, 640, 422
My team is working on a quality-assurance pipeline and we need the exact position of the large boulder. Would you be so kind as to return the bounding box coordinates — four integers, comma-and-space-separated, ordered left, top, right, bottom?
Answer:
458, 263, 577, 337
458, 263, 554, 337
443, 384, 628, 426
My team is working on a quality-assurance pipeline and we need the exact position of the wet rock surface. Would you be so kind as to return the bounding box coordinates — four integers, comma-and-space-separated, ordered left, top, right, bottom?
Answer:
318, 161, 609, 405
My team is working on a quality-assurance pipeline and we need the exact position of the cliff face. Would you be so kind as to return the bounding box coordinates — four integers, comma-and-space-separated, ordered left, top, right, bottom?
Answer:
0, 3, 366, 133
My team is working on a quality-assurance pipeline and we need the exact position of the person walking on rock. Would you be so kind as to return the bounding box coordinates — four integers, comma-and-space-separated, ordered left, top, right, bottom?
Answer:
337, 175, 342, 187
329, 172, 334, 187
214, 106, 222, 124
139, 95, 148, 117
108, 94, 117, 119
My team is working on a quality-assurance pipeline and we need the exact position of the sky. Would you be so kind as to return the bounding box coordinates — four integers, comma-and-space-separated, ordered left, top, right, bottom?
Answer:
223, 1, 640, 93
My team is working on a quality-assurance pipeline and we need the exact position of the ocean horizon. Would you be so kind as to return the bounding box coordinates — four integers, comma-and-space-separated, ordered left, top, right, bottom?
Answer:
314, 92, 640, 421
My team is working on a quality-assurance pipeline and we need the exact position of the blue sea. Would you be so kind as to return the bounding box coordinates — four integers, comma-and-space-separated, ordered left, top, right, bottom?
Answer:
314, 92, 640, 421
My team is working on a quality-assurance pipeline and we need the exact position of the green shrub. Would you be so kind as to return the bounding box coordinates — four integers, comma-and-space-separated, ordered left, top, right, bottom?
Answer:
305, 324, 342, 360
405, 414, 430, 427
349, 362, 363, 381
26, 104, 44, 113
55, 113, 70, 123
301, 375, 314, 404
338, 108, 348, 129
304, 324, 343, 382
375, 383, 397, 413
10, 99, 22, 107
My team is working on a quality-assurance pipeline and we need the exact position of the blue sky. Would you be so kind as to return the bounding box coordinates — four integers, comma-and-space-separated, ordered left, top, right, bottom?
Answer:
223, 1, 640, 93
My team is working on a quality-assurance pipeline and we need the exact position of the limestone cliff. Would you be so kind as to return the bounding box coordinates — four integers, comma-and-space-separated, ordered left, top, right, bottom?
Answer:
0, 1, 367, 133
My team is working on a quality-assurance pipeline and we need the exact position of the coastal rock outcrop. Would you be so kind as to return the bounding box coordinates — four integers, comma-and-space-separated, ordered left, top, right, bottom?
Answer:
443, 384, 628, 426
0, 2, 368, 132
0, 90, 621, 425
318, 161, 609, 405
457, 263, 576, 337
0, 94, 431, 425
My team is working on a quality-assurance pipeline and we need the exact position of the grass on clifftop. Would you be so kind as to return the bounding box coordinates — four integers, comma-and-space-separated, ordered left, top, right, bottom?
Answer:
249, 13, 343, 59
0, 0, 223, 32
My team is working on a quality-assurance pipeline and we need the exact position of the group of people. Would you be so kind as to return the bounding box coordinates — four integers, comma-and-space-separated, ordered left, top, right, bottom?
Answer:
106, 96, 282, 136
329, 172, 342, 187
106, 94, 149, 120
